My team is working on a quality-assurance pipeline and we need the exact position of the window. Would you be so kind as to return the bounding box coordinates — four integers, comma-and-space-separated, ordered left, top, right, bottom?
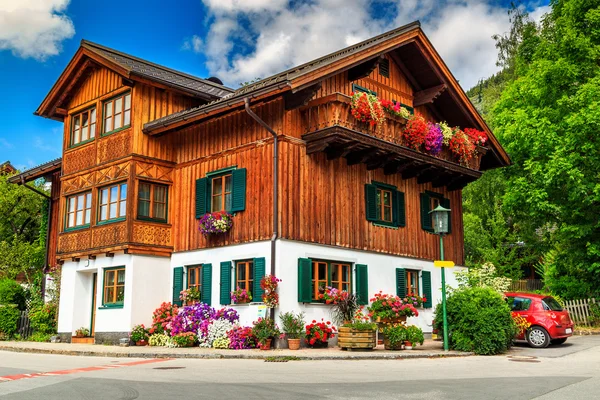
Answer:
99, 183, 127, 222
542, 297, 563, 311
406, 270, 419, 296
420, 191, 451, 233
211, 174, 232, 212
103, 267, 125, 307
66, 192, 92, 229
365, 182, 405, 227
508, 297, 532, 312
71, 108, 96, 146
311, 260, 351, 301
138, 182, 168, 222
236, 260, 254, 298
379, 58, 390, 78
187, 266, 201, 290
103, 92, 131, 134
351, 83, 376, 96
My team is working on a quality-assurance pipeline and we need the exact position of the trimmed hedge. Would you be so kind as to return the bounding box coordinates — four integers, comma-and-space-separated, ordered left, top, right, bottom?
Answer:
434, 287, 516, 355
0, 305, 20, 339
0, 279, 26, 310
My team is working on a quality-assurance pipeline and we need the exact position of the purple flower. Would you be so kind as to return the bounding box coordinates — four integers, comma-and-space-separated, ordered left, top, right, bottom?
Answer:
170, 302, 215, 335
198, 212, 233, 235
425, 123, 443, 155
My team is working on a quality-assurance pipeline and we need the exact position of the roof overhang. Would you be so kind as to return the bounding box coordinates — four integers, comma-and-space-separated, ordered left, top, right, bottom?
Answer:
8, 158, 62, 184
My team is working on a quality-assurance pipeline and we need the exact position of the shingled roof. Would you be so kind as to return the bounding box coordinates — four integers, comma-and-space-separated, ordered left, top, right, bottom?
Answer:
8, 158, 62, 184
82, 40, 234, 99
143, 21, 422, 133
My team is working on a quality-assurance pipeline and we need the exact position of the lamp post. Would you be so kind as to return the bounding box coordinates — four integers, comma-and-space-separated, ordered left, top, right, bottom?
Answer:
430, 204, 451, 351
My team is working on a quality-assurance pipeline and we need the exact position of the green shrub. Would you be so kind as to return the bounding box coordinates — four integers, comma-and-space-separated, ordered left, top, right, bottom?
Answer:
589, 302, 600, 327
0, 305, 20, 339
0, 279, 26, 310
434, 287, 516, 355
29, 303, 57, 335
28, 332, 52, 342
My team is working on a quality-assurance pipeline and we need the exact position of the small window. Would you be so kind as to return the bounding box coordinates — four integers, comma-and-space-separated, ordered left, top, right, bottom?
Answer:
406, 270, 419, 296
71, 108, 96, 146
187, 265, 201, 290
236, 260, 254, 298
211, 173, 232, 212
365, 182, 405, 227
66, 192, 92, 229
103, 92, 131, 134
379, 59, 390, 78
352, 83, 376, 96
103, 267, 125, 306
137, 182, 168, 222
508, 297, 533, 312
377, 187, 393, 223
311, 260, 352, 301
542, 297, 563, 311
98, 183, 127, 223
420, 191, 451, 233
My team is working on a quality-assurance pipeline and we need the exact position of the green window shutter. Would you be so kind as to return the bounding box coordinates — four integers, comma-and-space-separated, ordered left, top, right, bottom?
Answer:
172, 267, 184, 306
201, 264, 212, 305
298, 258, 312, 303
365, 184, 378, 222
195, 177, 208, 218
231, 168, 247, 213
253, 257, 266, 302
400, 103, 414, 115
355, 264, 369, 305
396, 268, 407, 298
441, 197, 452, 234
393, 190, 406, 227
220, 261, 232, 305
420, 192, 433, 232
422, 270, 433, 308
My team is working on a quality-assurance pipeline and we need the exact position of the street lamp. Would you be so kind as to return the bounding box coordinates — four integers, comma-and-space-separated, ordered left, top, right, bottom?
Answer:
430, 204, 451, 351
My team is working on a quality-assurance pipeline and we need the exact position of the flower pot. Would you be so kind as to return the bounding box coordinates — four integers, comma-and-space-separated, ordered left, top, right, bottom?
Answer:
383, 338, 405, 350
136, 340, 148, 346
376, 316, 407, 324
307, 340, 329, 349
287, 338, 301, 350
337, 327, 376, 351
404, 341, 413, 350
260, 338, 272, 350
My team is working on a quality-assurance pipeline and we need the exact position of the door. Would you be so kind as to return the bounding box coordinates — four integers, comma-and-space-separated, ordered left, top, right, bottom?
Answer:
507, 296, 532, 340
90, 273, 97, 336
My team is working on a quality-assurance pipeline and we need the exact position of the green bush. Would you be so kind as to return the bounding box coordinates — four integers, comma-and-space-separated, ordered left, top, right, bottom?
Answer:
0, 279, 26, 310
28, 332, 52, 342
29, 303, 57, 335
0, 305, 20, 339
434, 287, 516, 355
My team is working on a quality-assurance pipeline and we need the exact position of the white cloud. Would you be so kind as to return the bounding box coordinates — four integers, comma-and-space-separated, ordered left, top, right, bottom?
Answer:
191, 0, 546, 90
0, 0, 75, 61
182, 35, 204, 53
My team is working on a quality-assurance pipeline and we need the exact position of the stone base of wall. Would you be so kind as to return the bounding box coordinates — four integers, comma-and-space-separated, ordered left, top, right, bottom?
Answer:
94, 332, 130, 345
57, 332, 72, 343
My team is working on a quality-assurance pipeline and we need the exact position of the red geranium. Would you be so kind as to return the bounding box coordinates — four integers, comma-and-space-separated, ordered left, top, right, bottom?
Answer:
402, 115, 429, 150
305, 318, 336, 346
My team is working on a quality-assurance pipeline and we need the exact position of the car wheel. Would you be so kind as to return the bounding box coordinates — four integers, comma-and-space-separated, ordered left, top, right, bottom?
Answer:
551, 338, 567, 345
527, 326, 550, 348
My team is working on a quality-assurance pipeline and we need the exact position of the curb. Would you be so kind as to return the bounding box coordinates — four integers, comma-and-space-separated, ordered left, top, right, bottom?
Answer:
0, 345, 473, 360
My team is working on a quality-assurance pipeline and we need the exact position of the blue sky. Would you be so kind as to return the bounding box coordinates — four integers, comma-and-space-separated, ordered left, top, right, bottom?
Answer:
0, 0, 549, 170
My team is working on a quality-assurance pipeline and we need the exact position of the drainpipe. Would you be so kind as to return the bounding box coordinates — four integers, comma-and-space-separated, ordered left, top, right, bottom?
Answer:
244, 97, 278, 319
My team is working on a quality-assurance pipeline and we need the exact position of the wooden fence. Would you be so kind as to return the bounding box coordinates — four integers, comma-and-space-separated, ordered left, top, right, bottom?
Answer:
564, 298, 598, 327
17, 310, 32, 339
509, 279, 544, 292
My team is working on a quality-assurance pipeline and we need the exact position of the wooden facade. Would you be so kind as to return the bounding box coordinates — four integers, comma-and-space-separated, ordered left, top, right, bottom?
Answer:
32, 25, 509, 266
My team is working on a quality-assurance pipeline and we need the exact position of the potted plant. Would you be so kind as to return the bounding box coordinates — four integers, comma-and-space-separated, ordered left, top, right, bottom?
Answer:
368, 291, 420, 327
402, 114, 428, 150
305, 319, 336, 348
130, 324, 149, 346
261, 275, 281, 308
180, 287, 201, 305
198, 211, 233, 235
404, 325, 425, 350
231, 287, 252, 304
279, 311, 305, 350
382, 324, 407, 350
326, 289, 358, 325
74, 327, 90, 338
338, 307, 377, 351
380, 99, 411, 120
350, 92, 385, 128
171, 332, 196, 347
252, 317, 280, 350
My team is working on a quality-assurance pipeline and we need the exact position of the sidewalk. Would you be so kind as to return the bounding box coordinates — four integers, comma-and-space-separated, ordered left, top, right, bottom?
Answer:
0, 340, 471, 360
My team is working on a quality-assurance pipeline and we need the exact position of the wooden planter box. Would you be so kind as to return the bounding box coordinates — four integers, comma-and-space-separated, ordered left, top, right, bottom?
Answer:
72, 336, 94, 344
338, 327, 376, 351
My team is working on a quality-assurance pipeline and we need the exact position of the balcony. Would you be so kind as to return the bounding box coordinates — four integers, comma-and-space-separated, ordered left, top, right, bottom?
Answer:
300, 93, 486, 191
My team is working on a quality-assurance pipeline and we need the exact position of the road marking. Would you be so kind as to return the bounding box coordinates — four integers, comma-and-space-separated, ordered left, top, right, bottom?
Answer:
0, 358, 172, 382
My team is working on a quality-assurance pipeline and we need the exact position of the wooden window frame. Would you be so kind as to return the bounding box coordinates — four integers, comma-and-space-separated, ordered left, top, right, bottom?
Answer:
102, 92, 132, 135
210, 173, 232, 213
187, 265, 202, 290
137, 181, 168, 223
311, 260, 352, 301
65, 191, 92, 231
376, 187, 393, 223
406, 269, 420, 296
70, 107, 97, 148
102, 267, 125, 308
235, 260, 254, 298
98, 182, 128, 224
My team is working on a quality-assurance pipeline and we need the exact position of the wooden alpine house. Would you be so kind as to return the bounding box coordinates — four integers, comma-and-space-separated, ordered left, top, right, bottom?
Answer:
11, 21, 509, 343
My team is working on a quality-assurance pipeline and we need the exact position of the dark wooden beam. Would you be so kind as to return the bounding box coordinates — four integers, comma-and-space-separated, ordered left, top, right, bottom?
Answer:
72, 257, 80, 262
384, 161, 401, 175
413, 84, 447, 107
348, 55, 385, 81
326, 141, 357, 160
448, 176, 477, 191
431, 172, 456, 188
285, 82, 322, 110
346, 148, 379, 166
88, 255, 96, 260
417, 167, 442, 184
122, 77, 135, 87
106, 252, 114, 258
401, 164, 430, 180
367, 154, 397, 171
55, 108, 67, 116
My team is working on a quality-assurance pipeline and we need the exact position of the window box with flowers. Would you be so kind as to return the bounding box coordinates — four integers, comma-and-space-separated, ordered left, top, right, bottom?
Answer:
338, 307, 377, 351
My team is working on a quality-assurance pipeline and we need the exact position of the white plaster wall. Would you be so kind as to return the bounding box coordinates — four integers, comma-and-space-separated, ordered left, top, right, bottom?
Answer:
130, 255, 172, 327
57, 260, 97, 334
93, 253, 134, 333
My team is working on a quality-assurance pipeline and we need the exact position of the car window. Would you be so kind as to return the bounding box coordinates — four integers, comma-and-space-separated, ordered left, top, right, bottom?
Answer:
507, 297, 532, 311
542, 297, 563, 311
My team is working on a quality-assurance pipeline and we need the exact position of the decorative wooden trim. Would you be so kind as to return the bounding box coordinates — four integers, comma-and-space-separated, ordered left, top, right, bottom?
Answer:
413, 84, 447, 107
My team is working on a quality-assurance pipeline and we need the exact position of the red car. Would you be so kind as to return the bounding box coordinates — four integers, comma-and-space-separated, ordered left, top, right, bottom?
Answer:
505, 292, 574, 348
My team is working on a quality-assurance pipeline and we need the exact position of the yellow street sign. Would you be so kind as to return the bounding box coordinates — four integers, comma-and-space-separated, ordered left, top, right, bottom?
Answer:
434, 260, 455, 268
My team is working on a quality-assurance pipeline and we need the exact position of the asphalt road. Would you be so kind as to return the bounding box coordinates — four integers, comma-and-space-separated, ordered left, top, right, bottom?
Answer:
1, 335, 599, 400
